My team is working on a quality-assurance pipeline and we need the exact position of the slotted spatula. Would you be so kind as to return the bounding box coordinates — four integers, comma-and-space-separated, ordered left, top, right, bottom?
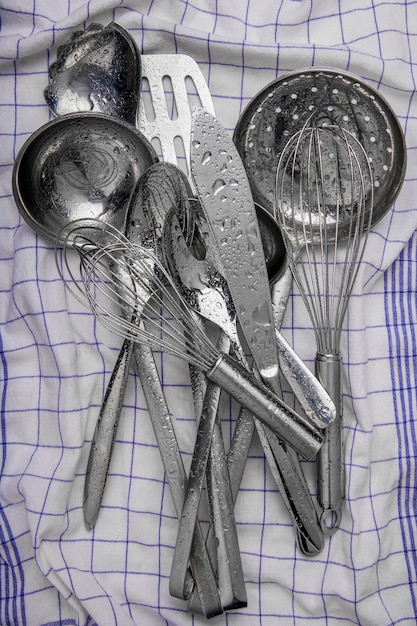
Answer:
138, 54, 215, 183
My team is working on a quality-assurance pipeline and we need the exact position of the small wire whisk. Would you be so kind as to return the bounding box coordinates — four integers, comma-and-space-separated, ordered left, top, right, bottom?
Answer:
56, 218, 323, 460
274, 113, 374, 533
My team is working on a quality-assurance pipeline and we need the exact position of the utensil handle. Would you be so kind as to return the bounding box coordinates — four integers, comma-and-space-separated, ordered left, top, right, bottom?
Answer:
85, 335, 222, 616
205, 413, 247, 608
132, 341, 223, 618
271, 264, 336, 429
275, 329, 335, 428
271, 263, 293, 329
169, 379, 225, 601
255, 422, 324, 555
315, 354, 344, 534
171, 331, 246, 610
83, 337, 134, 530
207, 353, 323, 460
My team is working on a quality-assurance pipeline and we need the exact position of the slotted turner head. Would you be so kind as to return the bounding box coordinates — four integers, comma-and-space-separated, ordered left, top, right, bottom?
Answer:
138, 54, 215, 182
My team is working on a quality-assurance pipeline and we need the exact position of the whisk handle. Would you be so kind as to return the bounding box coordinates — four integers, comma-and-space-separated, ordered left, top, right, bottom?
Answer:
207, 353, 323, 460
315, 354, 344, 534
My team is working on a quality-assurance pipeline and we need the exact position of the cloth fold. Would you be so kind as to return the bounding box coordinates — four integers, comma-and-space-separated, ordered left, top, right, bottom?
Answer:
1, 1, 416, 624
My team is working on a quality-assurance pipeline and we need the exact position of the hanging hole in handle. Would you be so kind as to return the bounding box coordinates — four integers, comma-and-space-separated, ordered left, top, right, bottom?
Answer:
320, 507, 342, 535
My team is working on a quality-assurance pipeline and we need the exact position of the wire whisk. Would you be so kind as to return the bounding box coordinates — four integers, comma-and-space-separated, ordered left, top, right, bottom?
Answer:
56, 218, 324, 460
275, 113, 374, 532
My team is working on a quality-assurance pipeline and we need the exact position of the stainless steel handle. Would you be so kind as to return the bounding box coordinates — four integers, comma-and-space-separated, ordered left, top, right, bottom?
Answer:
170, 329, 246, 610
207, 353, 323, 460
85, 336, 223, 617
132, 341, 223, 617
255, 422, 324, 555
276, 329, 335, 428
315, 354, 344, 534
271, 265, 335, 429
84, 337, 134, 530
271, 263, 294, 329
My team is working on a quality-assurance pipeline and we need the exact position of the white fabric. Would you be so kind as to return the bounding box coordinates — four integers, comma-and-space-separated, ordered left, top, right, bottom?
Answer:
1, 1, 416, 624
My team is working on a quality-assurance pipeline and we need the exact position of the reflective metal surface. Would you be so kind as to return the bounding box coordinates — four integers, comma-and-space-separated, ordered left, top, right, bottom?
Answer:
44, 22, 141, 125
12, 113, 158, 246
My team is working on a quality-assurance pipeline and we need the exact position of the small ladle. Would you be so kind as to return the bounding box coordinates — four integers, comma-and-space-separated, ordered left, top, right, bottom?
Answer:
12, 113, 158, 247
44, 22, 141, 125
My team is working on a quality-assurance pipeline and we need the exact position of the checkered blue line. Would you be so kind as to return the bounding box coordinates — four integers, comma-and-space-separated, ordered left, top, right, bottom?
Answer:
386, 230, 417, 614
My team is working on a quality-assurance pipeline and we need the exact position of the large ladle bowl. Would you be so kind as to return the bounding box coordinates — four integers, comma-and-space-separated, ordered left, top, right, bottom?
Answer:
12, 112, 158, 247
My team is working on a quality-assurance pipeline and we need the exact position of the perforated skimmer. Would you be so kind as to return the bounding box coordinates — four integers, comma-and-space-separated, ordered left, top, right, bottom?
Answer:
234, 68, 405, 222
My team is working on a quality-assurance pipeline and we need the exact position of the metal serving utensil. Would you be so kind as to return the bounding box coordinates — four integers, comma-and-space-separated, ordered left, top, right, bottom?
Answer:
44, 22, 141, 125
84, 162, 224, 617
234, 68, 407, 532
164, 205, 326, 558
12, 113, 158, 247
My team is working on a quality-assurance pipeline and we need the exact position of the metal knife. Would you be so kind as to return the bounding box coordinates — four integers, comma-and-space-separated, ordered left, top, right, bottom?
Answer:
189, 107, 327, 553
190, 109, 279, 388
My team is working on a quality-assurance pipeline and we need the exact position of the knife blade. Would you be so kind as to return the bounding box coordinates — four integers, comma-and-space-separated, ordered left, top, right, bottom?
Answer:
190, 108, 279, 388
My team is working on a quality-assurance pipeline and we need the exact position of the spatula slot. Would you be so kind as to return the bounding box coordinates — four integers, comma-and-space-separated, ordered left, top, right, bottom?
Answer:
185, 75, 204, 111
162, 75, 178, 120
139, 76, 156, 122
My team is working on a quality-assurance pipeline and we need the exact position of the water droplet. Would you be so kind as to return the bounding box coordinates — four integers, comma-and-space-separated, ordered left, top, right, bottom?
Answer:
201, 150, 212, 165
212, 179, 226, 195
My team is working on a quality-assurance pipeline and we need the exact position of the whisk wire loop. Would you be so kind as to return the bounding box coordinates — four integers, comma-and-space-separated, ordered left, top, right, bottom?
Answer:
56, 220, 218, 371
275, 113, 374, 354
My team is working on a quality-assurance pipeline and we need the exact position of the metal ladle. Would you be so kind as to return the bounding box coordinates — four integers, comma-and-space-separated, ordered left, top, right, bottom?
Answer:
12, 113, 158, 247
